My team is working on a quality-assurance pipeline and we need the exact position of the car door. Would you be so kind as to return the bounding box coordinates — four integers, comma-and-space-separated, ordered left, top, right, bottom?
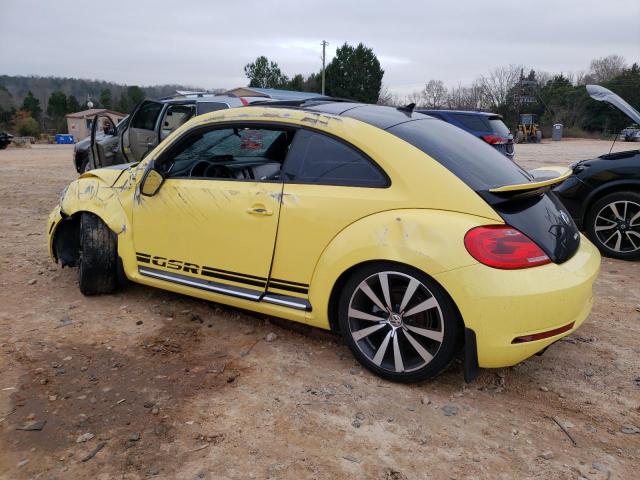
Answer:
127, 100, 164, 161
89, 113, 121, 168
131, 123, 294, 300
267, 129, 391, 307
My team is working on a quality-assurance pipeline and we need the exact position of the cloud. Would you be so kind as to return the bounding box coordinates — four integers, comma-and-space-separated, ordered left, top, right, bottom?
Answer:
1, 0, 638, 97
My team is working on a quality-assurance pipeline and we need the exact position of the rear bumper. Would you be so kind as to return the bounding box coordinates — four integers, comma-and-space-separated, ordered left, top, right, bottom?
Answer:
436, 235, 600, 368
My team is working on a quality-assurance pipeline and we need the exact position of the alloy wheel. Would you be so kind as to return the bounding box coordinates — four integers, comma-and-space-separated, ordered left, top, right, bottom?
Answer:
594, 200, 640, 253
347, 271, 444, 373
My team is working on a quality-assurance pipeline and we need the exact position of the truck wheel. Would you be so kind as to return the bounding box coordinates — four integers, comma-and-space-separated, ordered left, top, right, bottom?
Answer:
78, 213, 117, 295
515, 131, 524, 144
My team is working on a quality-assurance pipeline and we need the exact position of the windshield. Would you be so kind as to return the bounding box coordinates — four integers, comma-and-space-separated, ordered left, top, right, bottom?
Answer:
387, 119, 530, 190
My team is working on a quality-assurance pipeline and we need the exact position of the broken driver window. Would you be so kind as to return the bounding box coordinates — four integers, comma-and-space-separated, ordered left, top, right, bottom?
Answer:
161, 125, 296, 182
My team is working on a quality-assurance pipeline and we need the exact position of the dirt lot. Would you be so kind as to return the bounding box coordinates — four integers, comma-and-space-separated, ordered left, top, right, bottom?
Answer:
1, 139, 639, 480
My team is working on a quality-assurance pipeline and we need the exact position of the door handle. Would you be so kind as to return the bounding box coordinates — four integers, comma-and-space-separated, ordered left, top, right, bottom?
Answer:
246, 206, 273, 216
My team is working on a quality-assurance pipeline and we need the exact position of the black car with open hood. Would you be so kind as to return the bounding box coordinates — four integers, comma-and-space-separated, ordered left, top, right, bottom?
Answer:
554, 85, 640, 260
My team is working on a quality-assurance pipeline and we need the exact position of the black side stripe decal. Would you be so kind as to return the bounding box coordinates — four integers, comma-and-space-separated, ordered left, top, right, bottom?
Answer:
138, 266, 312, 311
200, 269, 266, 288
268, 282, 309, 294
201, 266, 266, 282
135, 252, 307, 294
269, 277, 309, 288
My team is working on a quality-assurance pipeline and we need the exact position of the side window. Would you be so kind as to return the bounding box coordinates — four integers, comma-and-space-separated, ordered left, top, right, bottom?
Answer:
131, 101, 163, 130
196, 102, 229, 116
161, 104, 195, 139
161, 125, 294, 181
282, 130, 388, 187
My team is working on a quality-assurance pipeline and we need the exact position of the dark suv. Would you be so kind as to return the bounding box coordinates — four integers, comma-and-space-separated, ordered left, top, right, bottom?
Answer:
417, 110, 515, 160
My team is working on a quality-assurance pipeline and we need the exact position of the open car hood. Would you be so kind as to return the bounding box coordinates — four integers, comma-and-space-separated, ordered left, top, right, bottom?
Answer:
587, 84, 640, 125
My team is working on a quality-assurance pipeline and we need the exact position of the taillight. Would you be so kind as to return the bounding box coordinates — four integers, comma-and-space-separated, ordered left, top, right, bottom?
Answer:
481, 134, 507, 145
239, 97, 249, 106
464, 225, 551, 269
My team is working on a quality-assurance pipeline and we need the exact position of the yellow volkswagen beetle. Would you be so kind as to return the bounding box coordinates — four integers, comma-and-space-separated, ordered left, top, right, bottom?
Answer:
47, 101, 600, 382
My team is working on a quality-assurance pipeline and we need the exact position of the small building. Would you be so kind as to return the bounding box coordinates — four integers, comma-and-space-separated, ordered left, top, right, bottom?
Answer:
65, 109, 126, 141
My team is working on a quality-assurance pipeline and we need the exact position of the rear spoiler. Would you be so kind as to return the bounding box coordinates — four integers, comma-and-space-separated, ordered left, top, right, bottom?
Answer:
488, 166, 572, 197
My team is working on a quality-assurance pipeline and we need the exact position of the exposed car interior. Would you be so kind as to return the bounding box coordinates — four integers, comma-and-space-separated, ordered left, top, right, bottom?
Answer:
160, 104, 196, 140
160, 126, 295, 181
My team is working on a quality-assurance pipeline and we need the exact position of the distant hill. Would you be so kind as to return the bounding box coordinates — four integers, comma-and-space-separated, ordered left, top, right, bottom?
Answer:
0, 75, 210, 111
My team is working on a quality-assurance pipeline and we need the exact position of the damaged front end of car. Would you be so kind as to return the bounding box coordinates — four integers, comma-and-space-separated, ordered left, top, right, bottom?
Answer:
47, 163, 140, 267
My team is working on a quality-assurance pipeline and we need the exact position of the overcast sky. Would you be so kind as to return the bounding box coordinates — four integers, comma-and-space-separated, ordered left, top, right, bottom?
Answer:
2, 0, 639, 97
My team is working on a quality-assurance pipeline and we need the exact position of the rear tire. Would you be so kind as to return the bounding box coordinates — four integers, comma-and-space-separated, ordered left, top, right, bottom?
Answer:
79, 213, 117, 295
338, 263, 461, 383
585, 191, 640, 260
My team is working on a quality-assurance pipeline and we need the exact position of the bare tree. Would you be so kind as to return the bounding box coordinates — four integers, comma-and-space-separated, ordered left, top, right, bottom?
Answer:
406, 90, 424, 106
447, 82, 488, 111
421, 79, 448, 109
477, 65, 522, 110
535, 71, 552, 87
587, 55, 627, 83
377, 85, 399, 106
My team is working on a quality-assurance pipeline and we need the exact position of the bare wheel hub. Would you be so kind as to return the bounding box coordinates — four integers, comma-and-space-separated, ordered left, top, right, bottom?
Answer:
389, 313, 403, 328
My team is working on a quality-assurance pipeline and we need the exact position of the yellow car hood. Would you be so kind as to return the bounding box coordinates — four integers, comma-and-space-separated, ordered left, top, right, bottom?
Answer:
79, 163, 136, 187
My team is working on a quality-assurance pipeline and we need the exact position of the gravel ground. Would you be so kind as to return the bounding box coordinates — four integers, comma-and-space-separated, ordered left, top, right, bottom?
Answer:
0, 139, 638, 480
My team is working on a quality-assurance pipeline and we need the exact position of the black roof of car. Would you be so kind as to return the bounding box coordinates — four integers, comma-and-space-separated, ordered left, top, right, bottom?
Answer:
259, 100, 435, 130
416, 109, 504, 118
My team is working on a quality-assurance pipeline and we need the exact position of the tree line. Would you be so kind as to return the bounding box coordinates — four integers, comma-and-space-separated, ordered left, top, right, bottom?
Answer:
0, 76, 199, 137
245, 50, 639, 135
398, 55, 639, 134
2, 51, 638, 138
244, 42, 384, 104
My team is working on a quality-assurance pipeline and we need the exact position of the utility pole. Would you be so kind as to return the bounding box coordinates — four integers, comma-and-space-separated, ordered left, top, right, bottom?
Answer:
321, 40, 328, 95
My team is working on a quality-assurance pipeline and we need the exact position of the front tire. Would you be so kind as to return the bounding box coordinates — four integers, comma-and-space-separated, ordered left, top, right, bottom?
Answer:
79, 213, 117, 295
338, 263, 461, 383
585, 191, 640, 260
79, 156, 92, 173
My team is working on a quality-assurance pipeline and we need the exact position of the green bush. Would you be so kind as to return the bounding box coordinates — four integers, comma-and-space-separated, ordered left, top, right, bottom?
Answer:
17, 116, 40, 137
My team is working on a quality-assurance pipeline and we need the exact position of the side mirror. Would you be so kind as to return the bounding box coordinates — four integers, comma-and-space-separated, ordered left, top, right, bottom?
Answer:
140, 162, 164, 197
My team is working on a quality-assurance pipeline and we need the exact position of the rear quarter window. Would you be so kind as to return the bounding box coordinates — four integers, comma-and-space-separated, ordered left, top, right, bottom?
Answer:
387, 119, 530, 190
283, 129, 388, 187
451, 114, 489, 131
196, 102, 229, 116
488, 117, 511, 137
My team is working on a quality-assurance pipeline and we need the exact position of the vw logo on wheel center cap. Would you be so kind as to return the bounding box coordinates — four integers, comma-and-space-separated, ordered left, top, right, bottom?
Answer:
389, 313, 402, 327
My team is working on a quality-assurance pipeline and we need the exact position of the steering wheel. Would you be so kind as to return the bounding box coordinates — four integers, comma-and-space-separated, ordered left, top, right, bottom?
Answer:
204, 163, 233, 179
189, 160, 233, 179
